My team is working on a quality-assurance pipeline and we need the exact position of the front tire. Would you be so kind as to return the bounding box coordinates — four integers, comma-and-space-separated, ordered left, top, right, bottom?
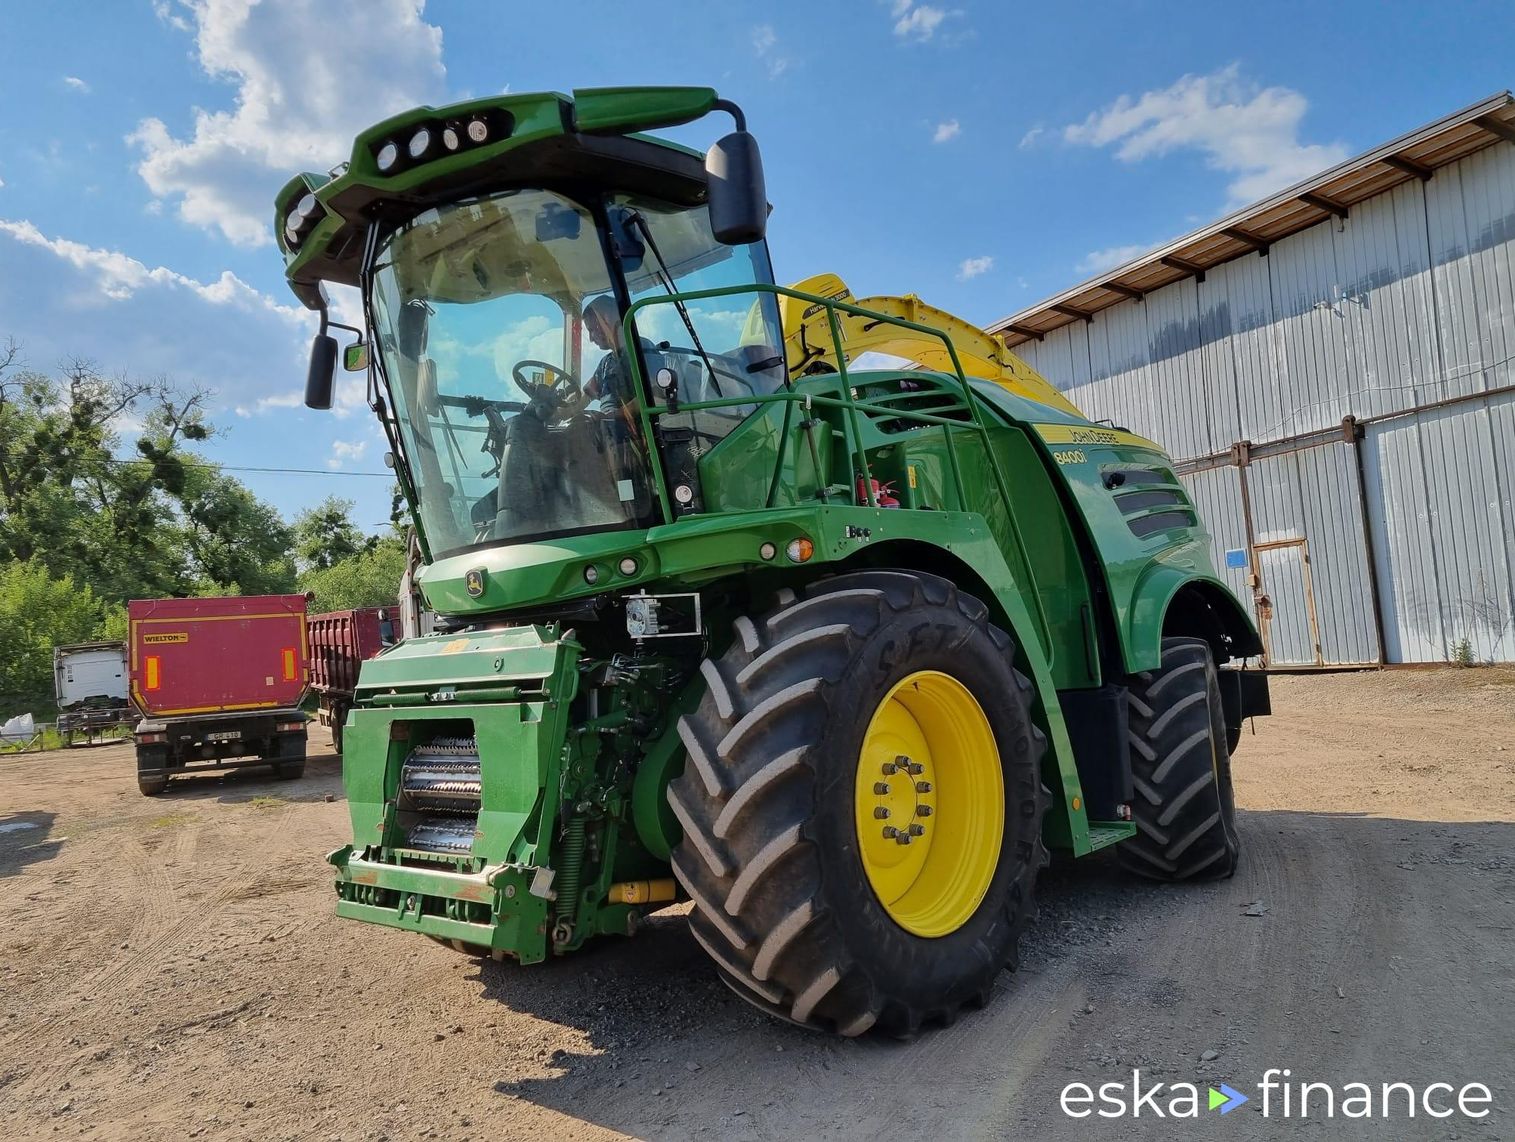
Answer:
670, 570, 1046, 1037
1118, 637, 1240, 881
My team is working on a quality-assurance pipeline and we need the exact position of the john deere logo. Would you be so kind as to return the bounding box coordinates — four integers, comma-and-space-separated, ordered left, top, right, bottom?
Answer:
465, 568, 486, 598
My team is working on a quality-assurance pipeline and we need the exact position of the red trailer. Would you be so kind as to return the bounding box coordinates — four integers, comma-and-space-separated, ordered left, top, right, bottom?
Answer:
307, 607, 394, 753
127, 594, 310, 796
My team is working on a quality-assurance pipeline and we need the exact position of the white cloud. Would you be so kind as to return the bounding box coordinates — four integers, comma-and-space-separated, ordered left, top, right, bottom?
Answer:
152, 0, 191, 31
1061, 65, 1349, 206
235, 391, 303, 417
328, 438, 369, 469
63, 76, 91, 94
892, 1, 950, 41
130, 0, 446, 247
1018, 126, 1044, 149
957, 255, 993, 281
1076, 243, 1157, 275
0, 218, 302, 320
0, 218, 314, 418
751, 24, 790, 78
932, 119, 961, 144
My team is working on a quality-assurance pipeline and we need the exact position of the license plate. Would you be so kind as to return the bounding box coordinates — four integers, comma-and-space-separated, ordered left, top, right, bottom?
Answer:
207, 730, 241, 742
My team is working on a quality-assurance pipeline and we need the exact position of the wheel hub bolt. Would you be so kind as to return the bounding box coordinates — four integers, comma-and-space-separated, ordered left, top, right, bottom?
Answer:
881, 825, 898, 839
881, 762, 898, 776
905, 762, 924, 776
895, 832, 913, 845
908, 823, 925, 836
915, 780, 932, 793
916, 805, 933, 817
873, 781, 892, 795
873, 806, 891, 820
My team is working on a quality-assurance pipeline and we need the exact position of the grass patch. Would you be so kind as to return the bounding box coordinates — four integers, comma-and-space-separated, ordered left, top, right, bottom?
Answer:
148, 813, 193, 829
0, 725, 133, 754
247, 796, 285, 809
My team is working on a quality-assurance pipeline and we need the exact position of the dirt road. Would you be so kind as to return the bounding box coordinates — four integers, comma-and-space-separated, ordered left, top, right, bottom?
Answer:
2, 668, 1512, 1140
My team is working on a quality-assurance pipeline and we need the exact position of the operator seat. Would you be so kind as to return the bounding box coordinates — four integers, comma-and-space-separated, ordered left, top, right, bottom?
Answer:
494, 408, 557, 538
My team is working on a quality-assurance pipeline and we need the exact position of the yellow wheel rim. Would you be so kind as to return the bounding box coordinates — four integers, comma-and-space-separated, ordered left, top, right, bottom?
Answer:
854, 670, 1004, 938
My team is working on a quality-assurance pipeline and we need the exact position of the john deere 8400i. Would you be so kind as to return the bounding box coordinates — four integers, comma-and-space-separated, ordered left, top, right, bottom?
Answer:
276, 87, 1269, 1036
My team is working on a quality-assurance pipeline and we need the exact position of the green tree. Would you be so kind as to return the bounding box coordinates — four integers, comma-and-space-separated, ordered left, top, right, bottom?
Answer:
293, 496, 367, 573
300, 536, 407, 613
177, 467, 297, 596
0, 342, 215, 601
0, 339, 300, 604
0, 561, 104, 717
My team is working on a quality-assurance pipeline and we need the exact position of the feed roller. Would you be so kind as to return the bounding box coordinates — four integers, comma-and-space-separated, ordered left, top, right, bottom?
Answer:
399, 737, 481, 853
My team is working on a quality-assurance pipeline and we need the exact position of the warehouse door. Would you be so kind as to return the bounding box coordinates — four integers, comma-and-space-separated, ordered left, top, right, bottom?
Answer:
1256, 539, 1322, 666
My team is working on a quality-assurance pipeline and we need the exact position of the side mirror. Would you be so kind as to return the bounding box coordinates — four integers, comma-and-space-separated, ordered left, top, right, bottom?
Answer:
305, 333, 338, 409
343, 342, 369, 372
706, 130, 767, 245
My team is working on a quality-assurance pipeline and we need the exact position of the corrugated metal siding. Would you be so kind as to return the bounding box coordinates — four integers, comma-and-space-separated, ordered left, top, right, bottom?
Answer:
1267, 222, 1352, 440
1257, 543, 1316, 666
1362, 415, 1444, 662
1330, 180, 1434, 419
1036, 137, 1515, 663
1214, 253, 1282, 446
1180, 466, 1250, 606
1243, 449, 1376, 666
1294, 445, 1380, 665
1364, 392, 1515, 663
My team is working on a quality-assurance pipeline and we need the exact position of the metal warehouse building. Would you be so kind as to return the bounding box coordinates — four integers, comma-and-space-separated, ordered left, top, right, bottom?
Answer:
991, 93, 1515, 667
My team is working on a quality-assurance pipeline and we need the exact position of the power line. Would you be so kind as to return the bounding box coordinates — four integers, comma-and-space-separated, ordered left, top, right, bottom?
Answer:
0, 449, 393, 478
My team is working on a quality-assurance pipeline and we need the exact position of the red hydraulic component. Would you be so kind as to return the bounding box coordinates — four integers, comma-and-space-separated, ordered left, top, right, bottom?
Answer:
855, 476, 901, 508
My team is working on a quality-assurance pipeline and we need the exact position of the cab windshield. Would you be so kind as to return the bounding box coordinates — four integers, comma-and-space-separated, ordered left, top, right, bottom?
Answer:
368, 186, 785, 558
369, 188, 653, 556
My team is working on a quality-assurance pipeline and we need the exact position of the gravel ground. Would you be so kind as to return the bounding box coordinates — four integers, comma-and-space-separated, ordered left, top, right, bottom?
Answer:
0, 666, 1511, 1140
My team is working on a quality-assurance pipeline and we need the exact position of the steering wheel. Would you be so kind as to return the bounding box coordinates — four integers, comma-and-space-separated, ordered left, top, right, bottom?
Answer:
512, 359, 582, 404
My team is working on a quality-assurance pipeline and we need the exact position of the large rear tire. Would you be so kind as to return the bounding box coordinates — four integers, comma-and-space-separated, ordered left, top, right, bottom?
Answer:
1118, 637, 1240, 881
138, 776, 169, 797
670, 570, 1046, 1037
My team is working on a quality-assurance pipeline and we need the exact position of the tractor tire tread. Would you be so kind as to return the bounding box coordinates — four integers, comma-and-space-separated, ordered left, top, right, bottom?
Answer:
1118, 637, 1240, 882
670, 569, 1046, 1035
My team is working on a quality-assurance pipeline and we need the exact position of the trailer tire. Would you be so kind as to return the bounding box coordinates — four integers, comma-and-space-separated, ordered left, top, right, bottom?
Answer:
1118, 637, 1240, 882
274, 760, 306, 781
330, 714, 344, 756
670, 570, 1046, 1037
138, 776, 169, 797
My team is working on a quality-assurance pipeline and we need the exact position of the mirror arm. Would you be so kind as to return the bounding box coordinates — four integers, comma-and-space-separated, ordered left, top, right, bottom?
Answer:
316, 301, 362, 341
711, 98, 747, 132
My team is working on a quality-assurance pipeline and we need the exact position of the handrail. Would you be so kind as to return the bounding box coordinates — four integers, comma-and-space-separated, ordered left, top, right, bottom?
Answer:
624, 282, 1017, 510
621, 283, 1048, 638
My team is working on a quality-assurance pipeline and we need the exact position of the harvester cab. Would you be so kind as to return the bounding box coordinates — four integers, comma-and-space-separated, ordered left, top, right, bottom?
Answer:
277, 85, 1269, 1037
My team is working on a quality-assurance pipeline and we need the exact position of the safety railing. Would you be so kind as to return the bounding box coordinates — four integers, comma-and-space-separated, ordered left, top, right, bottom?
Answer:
622, 282, 1019, 526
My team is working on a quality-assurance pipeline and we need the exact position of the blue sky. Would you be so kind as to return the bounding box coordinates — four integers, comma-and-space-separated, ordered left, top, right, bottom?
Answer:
1, 0, 1511, 533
